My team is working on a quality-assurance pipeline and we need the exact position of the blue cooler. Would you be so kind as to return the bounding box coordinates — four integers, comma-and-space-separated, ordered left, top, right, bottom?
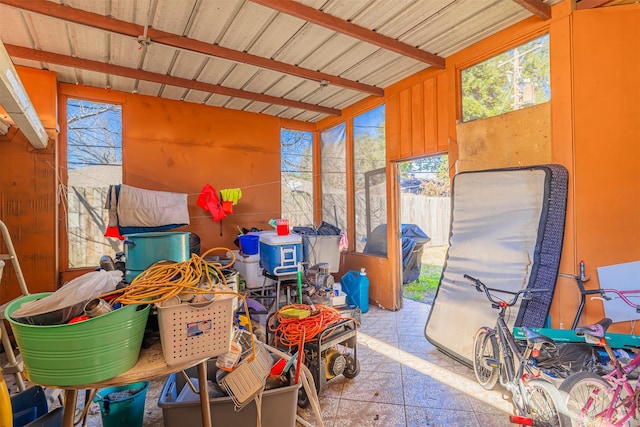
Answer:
259, 233, 303, 275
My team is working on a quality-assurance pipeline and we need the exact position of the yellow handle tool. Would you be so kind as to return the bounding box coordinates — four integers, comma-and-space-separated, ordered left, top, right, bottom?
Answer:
0, 330, 13, 427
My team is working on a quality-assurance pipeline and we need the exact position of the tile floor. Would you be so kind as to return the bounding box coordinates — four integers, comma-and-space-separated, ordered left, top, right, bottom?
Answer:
3, 298, 515, 427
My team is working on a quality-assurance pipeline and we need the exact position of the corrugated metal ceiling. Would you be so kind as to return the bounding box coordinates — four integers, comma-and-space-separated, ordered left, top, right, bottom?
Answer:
0, 0, 604, 123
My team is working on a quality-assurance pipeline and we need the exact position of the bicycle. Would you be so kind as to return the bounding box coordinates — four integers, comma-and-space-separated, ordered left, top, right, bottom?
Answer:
465, 274, 570, 427
560, 317, 640, 427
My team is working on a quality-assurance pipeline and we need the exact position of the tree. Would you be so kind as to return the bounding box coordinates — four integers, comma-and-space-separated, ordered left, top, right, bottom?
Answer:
461, 34, 550, 122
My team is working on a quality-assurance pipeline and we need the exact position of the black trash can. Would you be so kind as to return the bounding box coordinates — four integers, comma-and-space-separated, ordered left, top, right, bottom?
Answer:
363, 224, 430, 284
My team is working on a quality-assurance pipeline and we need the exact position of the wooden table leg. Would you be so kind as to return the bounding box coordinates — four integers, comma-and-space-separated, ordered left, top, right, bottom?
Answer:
197, 361, 212, 427
63, 389, 78, 427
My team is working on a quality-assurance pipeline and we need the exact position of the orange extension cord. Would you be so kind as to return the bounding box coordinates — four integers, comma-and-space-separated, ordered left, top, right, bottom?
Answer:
268, 303, 359, 349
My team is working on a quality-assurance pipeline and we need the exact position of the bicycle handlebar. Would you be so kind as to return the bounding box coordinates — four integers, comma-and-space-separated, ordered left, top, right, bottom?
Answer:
597, 288, 640, 309
463, 274, 549, 307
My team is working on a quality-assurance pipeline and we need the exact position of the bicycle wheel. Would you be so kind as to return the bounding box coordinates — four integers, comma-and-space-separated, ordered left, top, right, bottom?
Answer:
560, 371, 618, 427
526, 379, 572, 427
473, 327, 499, 390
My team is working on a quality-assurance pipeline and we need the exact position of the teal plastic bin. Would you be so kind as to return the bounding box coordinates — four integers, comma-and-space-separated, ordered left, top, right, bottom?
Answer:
341, 270, 370, 313
95, 381, 149, 427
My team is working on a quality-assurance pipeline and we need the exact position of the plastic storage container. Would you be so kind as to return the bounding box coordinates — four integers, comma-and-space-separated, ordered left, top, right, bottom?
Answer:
238, 235, 259, 255
5, 293, 150, 386
340, 269, 370, 313
158, 360, 300, 427
302, 234, 341, 273
230, 250, 274, 290
156, 295, 235, 367
124, 231, 191, 283
259, 233, 302, 275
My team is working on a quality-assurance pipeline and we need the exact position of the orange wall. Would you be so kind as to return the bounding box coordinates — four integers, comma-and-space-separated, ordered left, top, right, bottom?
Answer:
0, 68, 58, 301
570, 5, 640, 331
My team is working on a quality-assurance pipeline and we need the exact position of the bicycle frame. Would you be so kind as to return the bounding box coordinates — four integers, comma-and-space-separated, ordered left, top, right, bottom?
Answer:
577, 335, 640, 426
466, 274, 558, 421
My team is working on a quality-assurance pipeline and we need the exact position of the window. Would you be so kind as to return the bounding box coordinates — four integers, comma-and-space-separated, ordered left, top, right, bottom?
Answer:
353, 105, 386, 253
281, 128, 313, 226
461, 33, 550, 122
66, 99, 122, 268
320, 123, 347, 233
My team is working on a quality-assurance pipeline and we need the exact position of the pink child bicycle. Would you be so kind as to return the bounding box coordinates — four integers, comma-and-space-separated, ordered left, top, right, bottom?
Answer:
559, 286, 640, 427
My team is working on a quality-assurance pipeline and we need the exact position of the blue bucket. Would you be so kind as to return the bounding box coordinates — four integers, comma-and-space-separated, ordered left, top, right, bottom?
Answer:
95, 381, 149, 427
239, 234, 259, 255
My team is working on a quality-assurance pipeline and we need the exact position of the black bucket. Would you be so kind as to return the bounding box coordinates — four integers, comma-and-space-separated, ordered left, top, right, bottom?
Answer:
189, 233, 201, 256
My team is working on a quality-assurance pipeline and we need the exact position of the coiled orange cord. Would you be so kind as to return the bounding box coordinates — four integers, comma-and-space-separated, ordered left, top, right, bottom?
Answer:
268, 303, 359, 349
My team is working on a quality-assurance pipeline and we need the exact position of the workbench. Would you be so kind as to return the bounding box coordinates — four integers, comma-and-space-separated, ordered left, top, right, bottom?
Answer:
45, 342, 210, 427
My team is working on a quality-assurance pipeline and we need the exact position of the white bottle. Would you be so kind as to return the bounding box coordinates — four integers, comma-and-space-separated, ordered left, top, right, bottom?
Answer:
216, 326, 243, 372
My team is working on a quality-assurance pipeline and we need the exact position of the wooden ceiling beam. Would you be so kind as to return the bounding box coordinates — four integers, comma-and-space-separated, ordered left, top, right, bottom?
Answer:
511, 0, 552, 20
248, 0, 445, 69
4, 44, 341, 116
0, 0, 383, 96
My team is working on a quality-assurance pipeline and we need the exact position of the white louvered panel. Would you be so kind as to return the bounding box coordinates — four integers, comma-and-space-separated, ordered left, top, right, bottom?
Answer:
296, 111, 329, 123
141, 43, 180, 75
160, 85, 188, 101
77, 69, 109, 90
338, 49, 403, 82
297, 33, 360, 72
151, 0, 197, 35
282, 80, 325, 102
135, 80, 164, 97
241, 69, 290, 95
170, 50, 209, 80
300, 85, 344, 106
243, 100, 271, 114
109, 33, 144, 70
110, 0, 155, 27
248, 12, 306, 59
23, 13, 70, 55
224, 97, 254, 111
422, 5, 526, 56
109, 75, 138, 94
188, 0, 245, 44
278, 107, 306, 120
198, 57, 237, 86
0, 6, 31, 46
373, 61, 429, 88
45, 64, 78, 84
372, 0, 459, 40
183, 89, 210, 104
261, 104, 289, 117
63, 0, 110, 16
271, 23, 335, 66
263, 74, 308, 98
320, 41, 379, 77
205, 93, 232, 108
220, 63, 261, 90
217, 1, 277, 52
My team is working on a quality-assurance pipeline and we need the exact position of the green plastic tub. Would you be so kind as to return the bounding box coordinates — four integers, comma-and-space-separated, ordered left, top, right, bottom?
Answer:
5, 293, 150, 386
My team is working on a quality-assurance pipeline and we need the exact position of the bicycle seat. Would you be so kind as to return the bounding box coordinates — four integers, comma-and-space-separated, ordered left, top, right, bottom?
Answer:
521, 326, 555, 347
575, 318, 612, 339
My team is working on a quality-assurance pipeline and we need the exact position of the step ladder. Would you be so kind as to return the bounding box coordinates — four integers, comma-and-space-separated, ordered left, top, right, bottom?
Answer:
0, 220, 29, 392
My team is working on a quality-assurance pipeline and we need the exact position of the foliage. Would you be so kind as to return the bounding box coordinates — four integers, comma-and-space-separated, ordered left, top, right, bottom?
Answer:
461, 34, 550, 122
403, 263, 442, 303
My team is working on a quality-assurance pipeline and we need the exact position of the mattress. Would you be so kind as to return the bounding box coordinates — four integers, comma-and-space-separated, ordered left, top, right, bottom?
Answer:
424, 164, 568, 365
